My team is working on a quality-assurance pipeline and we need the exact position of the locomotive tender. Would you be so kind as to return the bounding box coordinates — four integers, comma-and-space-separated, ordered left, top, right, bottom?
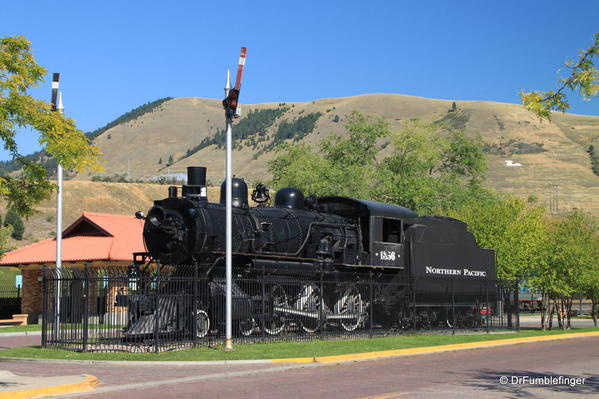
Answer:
133, 166, 496, 337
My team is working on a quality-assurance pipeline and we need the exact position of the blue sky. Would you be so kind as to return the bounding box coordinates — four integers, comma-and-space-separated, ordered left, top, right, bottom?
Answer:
2, 0, 598, 160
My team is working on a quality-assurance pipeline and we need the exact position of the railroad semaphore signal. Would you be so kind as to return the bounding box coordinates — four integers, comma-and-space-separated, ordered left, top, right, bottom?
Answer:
223, 47, 247, 118
222, 47, 247, 350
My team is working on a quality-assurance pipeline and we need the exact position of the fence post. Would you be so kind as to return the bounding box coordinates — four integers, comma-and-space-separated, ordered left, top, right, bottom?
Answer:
319, 263, 324, 338
154, 260, 161, 354
261, 262, 266, 339
369, 271, 373, 339
515, 280, 520, 331
485, 276, 490, 333
451, 277, 455, 335
82, 265, 90, 352
192, 262, 198, 346
412, 276, 417, 332
41, 267, 48, 348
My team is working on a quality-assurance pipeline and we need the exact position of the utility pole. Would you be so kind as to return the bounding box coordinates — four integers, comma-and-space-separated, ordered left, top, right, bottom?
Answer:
222, 47, 247, 350
50, 73, 63, 331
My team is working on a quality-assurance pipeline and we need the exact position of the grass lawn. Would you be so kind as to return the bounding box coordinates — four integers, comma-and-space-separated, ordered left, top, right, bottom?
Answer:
0, 324, 41, 333
0, 327, 597, 362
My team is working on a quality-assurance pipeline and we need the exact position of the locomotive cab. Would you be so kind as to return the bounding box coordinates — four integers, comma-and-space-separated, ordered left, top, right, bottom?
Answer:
317, 197, 418, 268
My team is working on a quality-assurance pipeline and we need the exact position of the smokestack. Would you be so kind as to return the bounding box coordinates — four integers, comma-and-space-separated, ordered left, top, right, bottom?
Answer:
187, 166, 206, 186
182, 166, 207, 199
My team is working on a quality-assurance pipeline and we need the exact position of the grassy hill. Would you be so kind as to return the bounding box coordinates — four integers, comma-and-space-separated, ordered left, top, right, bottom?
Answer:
84, 94, 599, 217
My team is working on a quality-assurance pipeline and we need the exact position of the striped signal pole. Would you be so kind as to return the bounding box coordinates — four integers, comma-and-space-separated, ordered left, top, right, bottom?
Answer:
50, 73, 63, 331
222, 47, 247, 350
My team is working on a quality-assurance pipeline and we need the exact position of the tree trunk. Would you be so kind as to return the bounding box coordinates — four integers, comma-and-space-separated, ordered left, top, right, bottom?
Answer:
541, 290, 549, 330
556, 298, 563, 329
565, 297, 573, 329
592, 297, 598, 328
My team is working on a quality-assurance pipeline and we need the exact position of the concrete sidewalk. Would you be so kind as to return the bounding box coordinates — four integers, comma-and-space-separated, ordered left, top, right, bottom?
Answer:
0, 370, 98, 399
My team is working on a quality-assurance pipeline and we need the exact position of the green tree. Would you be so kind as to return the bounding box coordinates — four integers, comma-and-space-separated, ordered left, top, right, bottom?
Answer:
449, 194, 549, 327
10, 215, 24, 240
167, 155, 174, 166
580, 233, 599, 327
0, 226, 10, 257
269, 111, 389, 199
520, 32, 598, 120
541, 211, 599, 329
4, 208, 17, 227
450, 194, 548, 282
4, 208, 24, 240
588, 145, 599, 176
0, 36, 101, 217
375, 120, 487, 214
269, 112, 487, 215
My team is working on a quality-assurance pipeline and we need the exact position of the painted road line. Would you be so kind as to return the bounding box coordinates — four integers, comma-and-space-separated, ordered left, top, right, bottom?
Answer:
0, 374, 98, 399
272, 330, 599, 364
358, 392, 408, 399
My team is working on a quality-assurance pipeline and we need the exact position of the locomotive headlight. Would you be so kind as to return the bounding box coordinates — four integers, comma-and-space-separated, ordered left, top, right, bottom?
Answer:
147, 207, 164, 227
143, 203, 191, 264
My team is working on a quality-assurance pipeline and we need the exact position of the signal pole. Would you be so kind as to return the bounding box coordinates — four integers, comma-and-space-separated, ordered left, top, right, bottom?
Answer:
50, 73, 63, 331
222, 47, 247, 350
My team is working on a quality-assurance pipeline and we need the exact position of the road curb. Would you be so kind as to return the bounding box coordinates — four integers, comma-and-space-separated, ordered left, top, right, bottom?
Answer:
271, 330, 599, 364
0, 374, 98, 399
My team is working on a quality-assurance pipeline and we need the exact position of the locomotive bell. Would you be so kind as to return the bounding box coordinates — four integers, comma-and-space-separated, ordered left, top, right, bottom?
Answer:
220, 177, 249, 208
274, 187, 305, 209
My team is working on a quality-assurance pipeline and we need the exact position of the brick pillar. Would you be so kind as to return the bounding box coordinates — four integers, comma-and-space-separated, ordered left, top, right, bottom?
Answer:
21, 268, 42, 320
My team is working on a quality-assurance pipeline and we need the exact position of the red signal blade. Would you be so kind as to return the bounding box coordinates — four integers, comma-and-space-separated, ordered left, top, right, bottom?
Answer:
234, 47, 247, 90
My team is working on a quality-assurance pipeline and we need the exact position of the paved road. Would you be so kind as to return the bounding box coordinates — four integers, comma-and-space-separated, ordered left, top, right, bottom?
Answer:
0, 335, 596, 399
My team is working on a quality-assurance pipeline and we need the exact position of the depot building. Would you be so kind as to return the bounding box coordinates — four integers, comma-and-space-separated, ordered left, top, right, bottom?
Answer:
0, 212, 144, 323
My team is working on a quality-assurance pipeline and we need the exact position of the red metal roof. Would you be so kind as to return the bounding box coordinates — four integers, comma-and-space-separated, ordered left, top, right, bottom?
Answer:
0, 212, 145, 266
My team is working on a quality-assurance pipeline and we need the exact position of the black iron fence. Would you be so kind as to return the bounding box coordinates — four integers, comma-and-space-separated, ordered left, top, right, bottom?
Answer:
42, 264, 519, 352
0, 280, 21, 319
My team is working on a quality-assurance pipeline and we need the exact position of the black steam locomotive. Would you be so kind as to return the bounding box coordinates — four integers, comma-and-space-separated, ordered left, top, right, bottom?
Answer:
129, 166, 496, 337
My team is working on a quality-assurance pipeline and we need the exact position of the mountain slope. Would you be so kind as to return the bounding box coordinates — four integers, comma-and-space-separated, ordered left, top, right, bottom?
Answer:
83, 94, 598, 216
